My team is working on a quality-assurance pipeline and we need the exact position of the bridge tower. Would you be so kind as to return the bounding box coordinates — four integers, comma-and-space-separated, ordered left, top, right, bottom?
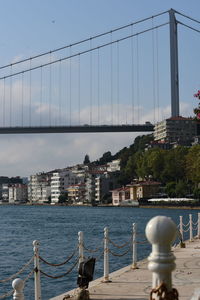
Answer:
169, 9, 180, 117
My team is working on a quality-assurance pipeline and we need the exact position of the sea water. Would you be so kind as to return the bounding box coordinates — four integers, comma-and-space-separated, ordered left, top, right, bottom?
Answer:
0, 205, 199, 299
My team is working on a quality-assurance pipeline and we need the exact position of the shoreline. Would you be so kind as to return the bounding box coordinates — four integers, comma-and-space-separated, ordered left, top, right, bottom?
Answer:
0, 202, 200, 210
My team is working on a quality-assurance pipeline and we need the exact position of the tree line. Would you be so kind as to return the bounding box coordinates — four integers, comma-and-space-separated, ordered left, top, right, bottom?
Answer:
116, 135, 200, 199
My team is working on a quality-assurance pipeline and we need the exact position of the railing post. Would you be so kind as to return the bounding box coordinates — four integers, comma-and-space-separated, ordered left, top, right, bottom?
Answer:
33, 240, 41, 300
179, 216, 183, 241
145, 216, 178, 299
78, 231, 84, 265
12, 278, 24, 300
198, 213, 200, 239
132, 223, 137, 269
103, 227, 110, 282
189, 214, 193, 242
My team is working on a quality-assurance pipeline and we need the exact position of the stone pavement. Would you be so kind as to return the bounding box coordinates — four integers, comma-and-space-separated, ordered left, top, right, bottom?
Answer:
50, 238, 200, 300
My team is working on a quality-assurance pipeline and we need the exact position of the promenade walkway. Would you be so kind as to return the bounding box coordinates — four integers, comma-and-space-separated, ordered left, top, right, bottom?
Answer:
50, 238, 200, 300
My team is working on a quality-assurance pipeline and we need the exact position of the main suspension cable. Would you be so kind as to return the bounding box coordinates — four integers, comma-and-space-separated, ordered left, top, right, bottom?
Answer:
0, 10, 169, 71
0, 22, 169, 81
178, 21, 200, 34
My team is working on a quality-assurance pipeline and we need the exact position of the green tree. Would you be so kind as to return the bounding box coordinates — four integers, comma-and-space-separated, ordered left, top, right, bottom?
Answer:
175, 180, 188, 197
165, 181, 176, 197
83, 154, 90, 165
161, 146, 188, 183
99, 151, 113, 164
186, 145, 200, 186
58, 194, 67, 203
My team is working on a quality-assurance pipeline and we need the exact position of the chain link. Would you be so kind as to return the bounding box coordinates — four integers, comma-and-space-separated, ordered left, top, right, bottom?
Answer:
0, 256, 34, 283
0, 289, 14, 299
192, 221, 198, 226
23, 269, 34, 283
150, 282, 179, 300
137, 240, 148, 244
40, 259, 79, 279
83, 242, 103, 253
39, 246, 78, 267
192, 226, 198, 231
182, 227, 190, 233
109, 246, 131, 257
182, 222, 190, 227
108, 237, 131, 249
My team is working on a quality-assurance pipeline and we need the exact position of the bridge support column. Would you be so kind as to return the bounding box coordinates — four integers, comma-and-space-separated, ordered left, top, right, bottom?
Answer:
169, 8, 179, 117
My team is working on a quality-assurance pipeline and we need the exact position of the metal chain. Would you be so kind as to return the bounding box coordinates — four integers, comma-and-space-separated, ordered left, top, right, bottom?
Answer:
109, 246, 131, 257
39, 246, 78, 267
40, 259, 79, 279
0, 256, 34, 283
137, 240, 148, 244
108, 237, 131, 249
192, 221, 198, 226
23, 269, 34, 283
150, 282, 179, 300
192, 226, 198, 231
182, 222, 190, 227
0, 289, 14, 299
83, 242, 103, 253
182, 227, 190, 233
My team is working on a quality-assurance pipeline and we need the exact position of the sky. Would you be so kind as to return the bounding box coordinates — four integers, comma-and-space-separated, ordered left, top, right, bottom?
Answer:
0, 0, 200, 177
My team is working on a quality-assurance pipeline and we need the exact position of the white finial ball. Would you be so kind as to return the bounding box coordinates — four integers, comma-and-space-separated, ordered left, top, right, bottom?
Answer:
33, 240, 40, 247
145, 216, 177, 245
12, 278, 24, 291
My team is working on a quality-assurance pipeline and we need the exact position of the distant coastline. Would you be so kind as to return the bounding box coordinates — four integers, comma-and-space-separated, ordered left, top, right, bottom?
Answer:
0, 202, 200, 210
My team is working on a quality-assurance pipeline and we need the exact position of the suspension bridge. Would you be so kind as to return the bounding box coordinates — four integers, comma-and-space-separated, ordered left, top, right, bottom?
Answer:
0, 8, 199, 134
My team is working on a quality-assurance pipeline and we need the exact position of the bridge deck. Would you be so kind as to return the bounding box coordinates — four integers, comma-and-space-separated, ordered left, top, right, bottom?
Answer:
50, 238, 200, 300
0, 124, 154, 134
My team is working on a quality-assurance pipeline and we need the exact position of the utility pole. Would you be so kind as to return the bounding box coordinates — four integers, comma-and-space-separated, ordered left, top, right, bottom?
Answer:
169, 9, 179, 117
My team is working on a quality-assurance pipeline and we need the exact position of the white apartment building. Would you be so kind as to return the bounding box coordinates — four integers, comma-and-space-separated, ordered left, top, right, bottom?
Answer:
9, 184, 28, 203
51, 169, 83, 203
154, 116, 197, 143
28, 172, 52, 203
2, 184, 9, 202
107, 159, 120, 172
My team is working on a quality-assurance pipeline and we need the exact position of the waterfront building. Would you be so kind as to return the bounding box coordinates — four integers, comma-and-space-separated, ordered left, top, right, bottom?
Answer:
51, 168, 83, 203
66, 183, 85, 204
95, 172, 119, 204
28, 172, 52, 203
2, 184, 9, 202
112, 180, 161, 205
112, 186, 130, 206
127, 180, 161, 200
0, 177, 23, 202
154, 116, 197, 144
9, 184, 28, 203
85, 168, 119, 205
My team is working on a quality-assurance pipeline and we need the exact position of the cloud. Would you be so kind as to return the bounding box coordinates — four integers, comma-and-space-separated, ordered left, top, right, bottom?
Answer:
0, 132, 139, 177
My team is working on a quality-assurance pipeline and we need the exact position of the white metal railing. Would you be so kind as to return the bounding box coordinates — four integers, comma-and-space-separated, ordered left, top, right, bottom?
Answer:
178, 213, 200, 243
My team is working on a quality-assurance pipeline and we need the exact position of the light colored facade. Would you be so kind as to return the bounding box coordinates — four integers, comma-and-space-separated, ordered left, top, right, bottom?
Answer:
154, 116, 197, 143
51, 169, 82, 203
2, 184, 9, 202
107, 159, 120, 172
95, 173, 117, 203
128, 181, 160, 200
112, 187, 130, 206
67, 183, 85, 204
28, 172, 52, 203
9, 184, 28, 203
